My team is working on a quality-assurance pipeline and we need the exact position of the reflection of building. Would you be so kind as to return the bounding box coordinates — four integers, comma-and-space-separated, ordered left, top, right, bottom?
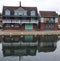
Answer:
39, 11, 58, 30
2, 35, 38, 57
2, 46, 37, 57
38, 35, 58, 52
2, 35, 58, 57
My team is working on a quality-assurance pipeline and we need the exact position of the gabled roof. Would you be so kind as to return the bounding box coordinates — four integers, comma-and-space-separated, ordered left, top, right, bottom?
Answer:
39, 11, 58, 17
2, 6, 38, 16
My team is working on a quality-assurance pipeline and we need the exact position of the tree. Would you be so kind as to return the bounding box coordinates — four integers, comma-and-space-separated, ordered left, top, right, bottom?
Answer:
0, 13, 2, 18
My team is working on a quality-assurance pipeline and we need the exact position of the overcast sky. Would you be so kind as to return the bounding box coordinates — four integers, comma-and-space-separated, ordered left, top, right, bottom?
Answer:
0, 0, 60, 14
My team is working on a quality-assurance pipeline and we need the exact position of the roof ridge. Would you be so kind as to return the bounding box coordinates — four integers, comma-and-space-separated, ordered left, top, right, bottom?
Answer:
3, 6, 37, 8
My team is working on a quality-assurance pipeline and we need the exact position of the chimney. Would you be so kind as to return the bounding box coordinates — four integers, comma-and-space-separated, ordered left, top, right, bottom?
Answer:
19, 1, 21, 7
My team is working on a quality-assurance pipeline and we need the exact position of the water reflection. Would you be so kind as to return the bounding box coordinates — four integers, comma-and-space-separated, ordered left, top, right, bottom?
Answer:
2, 35, 58, 57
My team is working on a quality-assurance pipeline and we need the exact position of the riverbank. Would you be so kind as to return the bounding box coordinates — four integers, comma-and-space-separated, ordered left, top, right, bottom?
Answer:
0, 30, 60, 35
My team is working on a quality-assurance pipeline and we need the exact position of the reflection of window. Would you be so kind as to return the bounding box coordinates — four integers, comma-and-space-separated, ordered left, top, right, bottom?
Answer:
5, 10, 10, 15
31, 11, 35, 16
25, 35, 33, 42
14, 38, 19, 42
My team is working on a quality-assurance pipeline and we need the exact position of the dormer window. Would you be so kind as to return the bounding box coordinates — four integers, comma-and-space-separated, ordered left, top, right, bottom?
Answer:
14, 10, 27, 16
23, 11, 27, 16
19, 11, 23, 15
14, 10, 18, 16
5, 9, 10, 15
31, 10, 35, 16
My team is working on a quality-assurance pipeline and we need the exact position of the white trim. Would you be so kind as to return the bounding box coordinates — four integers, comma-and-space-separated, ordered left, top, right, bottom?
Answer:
2, 42, 38, 46
31, 10, 35, 16
11, 20, 20, 23
2, 20, 11, 23
40, 18, 44, 23
55, 18, 58, 23
5, 9, 10, 15
21, 20, 38, 24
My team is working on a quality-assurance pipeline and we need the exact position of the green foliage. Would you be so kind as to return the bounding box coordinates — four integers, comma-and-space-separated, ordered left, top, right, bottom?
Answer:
0, 13, 2, 18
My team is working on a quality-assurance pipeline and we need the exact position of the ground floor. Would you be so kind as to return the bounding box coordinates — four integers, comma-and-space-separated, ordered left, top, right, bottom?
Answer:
40, 23, 58, 30
3, 23, 37, 30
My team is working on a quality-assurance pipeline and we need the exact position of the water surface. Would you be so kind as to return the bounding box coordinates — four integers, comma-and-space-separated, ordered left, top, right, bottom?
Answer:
0, 35, 60, 61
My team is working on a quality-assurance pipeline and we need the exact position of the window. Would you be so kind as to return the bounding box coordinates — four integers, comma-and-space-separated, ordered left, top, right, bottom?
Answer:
31, 18, 36, 22
14, 10, 18, 15
5, 24, 10, 28
14, 24, 19, 28
14, 10, 27, 16
5, 10, 10, 15
31, 10, 35, 16
19, 11, 27, 16
23, 11, 27, 16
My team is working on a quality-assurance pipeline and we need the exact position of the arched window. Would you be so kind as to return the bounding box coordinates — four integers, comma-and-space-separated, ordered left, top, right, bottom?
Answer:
31, 10, 35, 16
5, 9, 10, 15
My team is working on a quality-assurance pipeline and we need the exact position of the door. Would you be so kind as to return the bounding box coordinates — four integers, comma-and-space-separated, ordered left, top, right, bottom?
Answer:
25, 24, 33, 30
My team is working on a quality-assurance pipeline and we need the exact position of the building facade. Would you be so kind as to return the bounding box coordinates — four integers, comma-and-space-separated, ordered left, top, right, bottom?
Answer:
2, 2, 39, 30
2, 2, 59, 30
39, 11, 58, 30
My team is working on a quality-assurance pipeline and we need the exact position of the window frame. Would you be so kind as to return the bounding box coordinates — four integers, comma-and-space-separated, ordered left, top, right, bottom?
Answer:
5, 9, 10, 16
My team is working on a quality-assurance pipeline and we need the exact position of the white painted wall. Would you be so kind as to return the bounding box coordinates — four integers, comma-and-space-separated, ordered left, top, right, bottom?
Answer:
55, 18, 58, 23
12, 20, 20, 23
40, 18, 44, 23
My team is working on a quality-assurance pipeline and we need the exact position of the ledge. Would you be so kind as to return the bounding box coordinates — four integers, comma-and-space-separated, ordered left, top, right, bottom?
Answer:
0, 30, 60, 35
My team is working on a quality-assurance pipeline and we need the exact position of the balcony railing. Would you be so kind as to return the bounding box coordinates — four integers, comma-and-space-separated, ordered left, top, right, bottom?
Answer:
2, 20, 11, 23
21, 20, 38, 24
11, 20, 20, 23
3, 20, 21, 23
3, 20, 38, 24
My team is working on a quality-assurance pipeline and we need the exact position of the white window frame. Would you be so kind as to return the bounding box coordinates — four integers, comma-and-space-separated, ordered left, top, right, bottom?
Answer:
23, 11, 27, 16
5, 9, 10, 15
31, 10, 35, 16
14, 10, 19, 15
14, 10, 27, 16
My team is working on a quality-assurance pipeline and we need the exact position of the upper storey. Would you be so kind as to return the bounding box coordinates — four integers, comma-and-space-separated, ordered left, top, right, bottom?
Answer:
2, 6, 38, 18
39, 11, 58, 23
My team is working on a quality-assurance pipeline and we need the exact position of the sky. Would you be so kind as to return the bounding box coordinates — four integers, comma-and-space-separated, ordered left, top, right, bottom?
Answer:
0, 0, 60, 14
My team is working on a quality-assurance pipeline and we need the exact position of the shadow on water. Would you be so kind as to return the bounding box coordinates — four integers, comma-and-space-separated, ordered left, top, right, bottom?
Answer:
0, 35, 59, 61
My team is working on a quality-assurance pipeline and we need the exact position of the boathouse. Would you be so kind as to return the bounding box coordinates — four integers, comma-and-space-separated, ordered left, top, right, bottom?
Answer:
2, 2, 39, 30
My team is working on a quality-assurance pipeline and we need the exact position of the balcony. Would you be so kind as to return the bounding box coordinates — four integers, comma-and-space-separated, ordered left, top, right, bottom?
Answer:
21, 20, 38, 24
2, 20, 11, 23
3, 20, 21, 23
11, 20, 20, 23
2, 20, 38, 24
